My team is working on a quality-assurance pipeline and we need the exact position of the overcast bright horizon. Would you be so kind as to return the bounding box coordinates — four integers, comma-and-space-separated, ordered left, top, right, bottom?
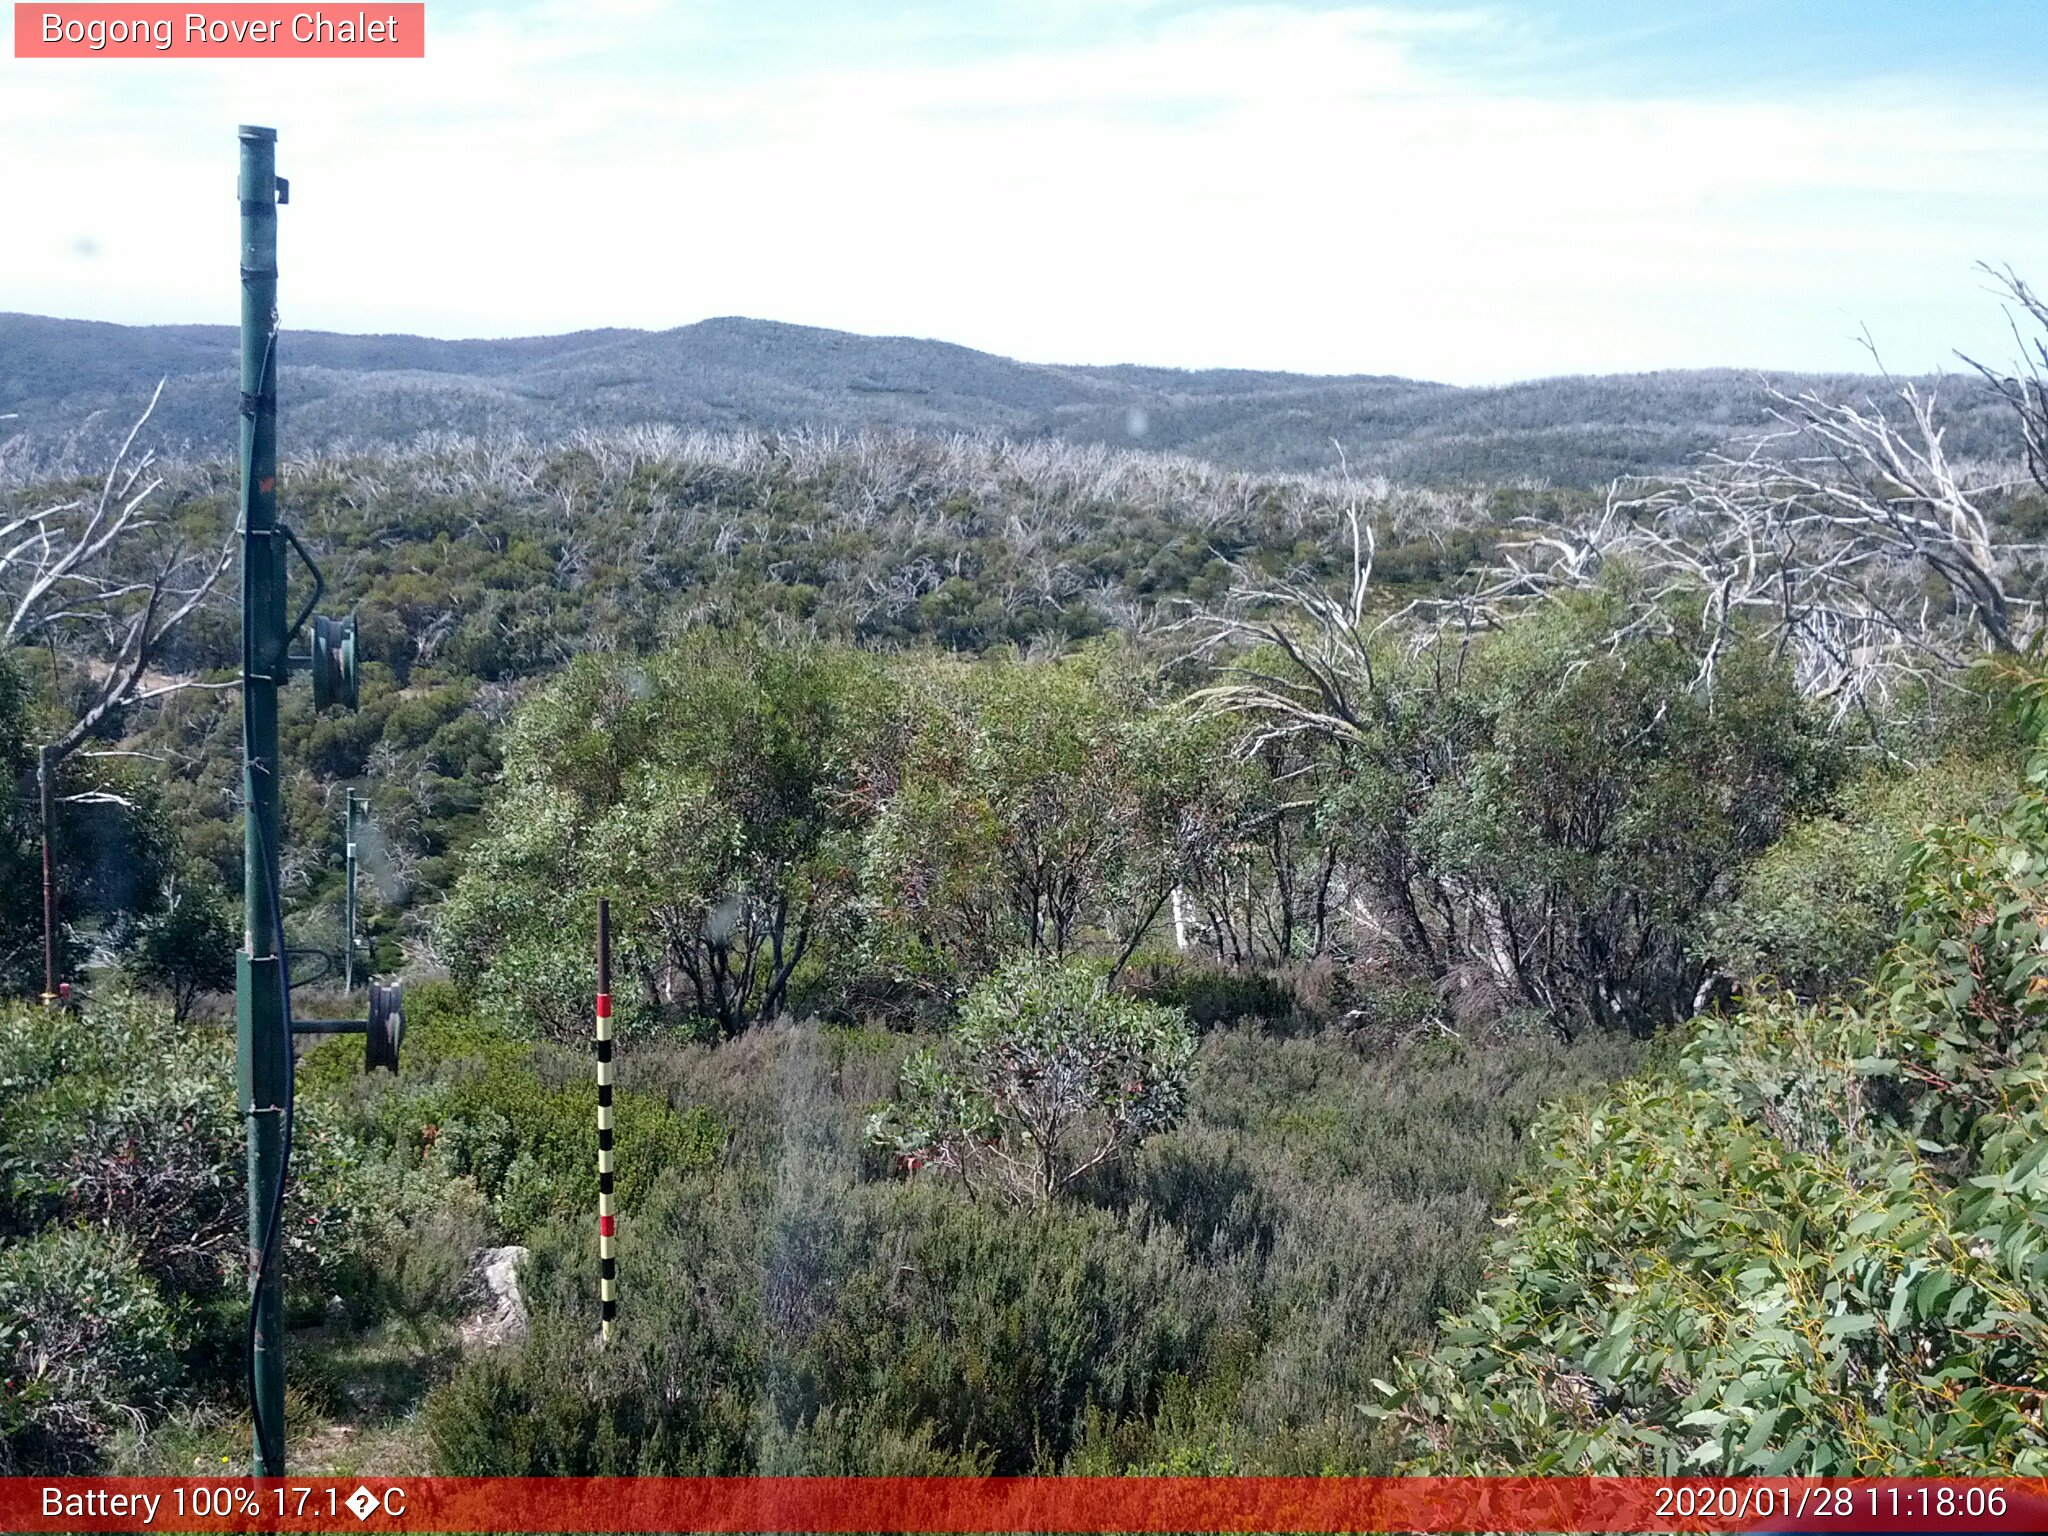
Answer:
3, 0, 2046, 385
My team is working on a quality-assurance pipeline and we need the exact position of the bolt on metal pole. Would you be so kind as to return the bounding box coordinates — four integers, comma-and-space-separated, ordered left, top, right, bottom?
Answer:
235, 123, 290, 1478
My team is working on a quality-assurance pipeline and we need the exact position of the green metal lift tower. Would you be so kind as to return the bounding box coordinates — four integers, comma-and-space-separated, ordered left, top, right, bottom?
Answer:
235, 123, 400, 1478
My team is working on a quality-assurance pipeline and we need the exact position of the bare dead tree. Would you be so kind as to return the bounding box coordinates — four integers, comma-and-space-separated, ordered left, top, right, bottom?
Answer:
1180, 475, 1498, 984
1185, 470, 1488, 752
0, 383, 237, 768
1477, 347, 2044, 727
1964, 264, 2048, 502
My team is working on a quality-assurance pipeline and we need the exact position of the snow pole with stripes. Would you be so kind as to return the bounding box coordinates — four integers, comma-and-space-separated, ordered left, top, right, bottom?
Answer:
596, 897, 616, 1343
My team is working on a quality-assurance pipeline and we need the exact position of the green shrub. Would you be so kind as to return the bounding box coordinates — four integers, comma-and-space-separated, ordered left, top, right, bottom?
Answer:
1338, 978, 1450, 1042
425, 1179, 769, 1474
869, 957, 1197, 1205
1702, 755, 2013, 999
858, 652, 1202, 989
423, 1008, 1640, 1477
124, 869, 237, 1024
1, 996, 242, 1290
751, 1400, 994, 1475
0, 993, 442, 1465
464, 1073, 723, 1237
1377, 745, 2048, 1474
1131, 959, 1298, 1030
308, 990, 726, 1240
352, 1060, 723, 1239
438, 637, 891, 1040
778, 1187, 1209, 1472
0, 649, 180, 1000
0, 1226, 180, 1472
429, 1173, 1208, 1476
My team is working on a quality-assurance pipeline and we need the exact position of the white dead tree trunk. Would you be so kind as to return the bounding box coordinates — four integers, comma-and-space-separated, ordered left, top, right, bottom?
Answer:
0, 382, 237, 769
1965, 264, 2048, 504
1479, 304, 2047, 728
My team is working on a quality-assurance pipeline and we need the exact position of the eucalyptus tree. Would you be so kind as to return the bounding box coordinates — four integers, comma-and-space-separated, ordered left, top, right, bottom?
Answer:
1195, 496, 1832, 1033
859, 647, 1251, 991
441, 632, 893, 1039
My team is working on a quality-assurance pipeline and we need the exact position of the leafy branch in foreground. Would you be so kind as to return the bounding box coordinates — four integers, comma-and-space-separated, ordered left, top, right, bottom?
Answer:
1373, 681, 2048, 1474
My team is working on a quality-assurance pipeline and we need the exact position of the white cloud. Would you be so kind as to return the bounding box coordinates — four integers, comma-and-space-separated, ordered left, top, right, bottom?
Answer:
2, 3, 2043, 382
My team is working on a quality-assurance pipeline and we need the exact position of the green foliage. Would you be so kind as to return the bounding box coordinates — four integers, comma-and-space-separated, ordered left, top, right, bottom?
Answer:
0, 995, 244, 1289
1413, 596, 1837, 1031
446, 638, 1263, 1039
1377, 721, 2048, 1474
0, 1226, 181, 1472
124, 867, 237, 1023
22, 399, 2016, 1480
440, 634, 889, 1038
402, 1067, 720, 1239
81, 429, 1519, 961
431, 1176, 1207, 1477
1130, 958, 1300, 1031
0, 994, 443, 1469
1225, 588, 1837, 1034
1702, 755, 2014, 999
777, 1191, 1209, 1472
425, 1008, 1635, 1476
861, 653, 1212, 987
0, 647, 177, 998
309, 992, 722, 1240
423, 1173, 768, 1476
870, 958, 1197, 1205
797, 575, 1860, 1057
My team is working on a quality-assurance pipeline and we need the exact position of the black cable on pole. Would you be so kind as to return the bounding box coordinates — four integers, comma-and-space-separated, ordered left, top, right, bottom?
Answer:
241, 316, 295, 1464
244, 761, 296, 1473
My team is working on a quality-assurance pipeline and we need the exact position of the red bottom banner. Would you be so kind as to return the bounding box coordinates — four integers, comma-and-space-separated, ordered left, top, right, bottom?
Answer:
6, 1476, 2047, 1534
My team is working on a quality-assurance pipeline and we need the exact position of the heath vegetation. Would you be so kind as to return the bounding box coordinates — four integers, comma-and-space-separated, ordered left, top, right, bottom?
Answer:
6, 272, 2048, 1475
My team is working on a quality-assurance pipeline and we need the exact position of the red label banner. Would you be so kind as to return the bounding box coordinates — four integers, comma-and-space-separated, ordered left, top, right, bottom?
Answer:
3, 1477, 2047, 1533
13, 5, 425, 57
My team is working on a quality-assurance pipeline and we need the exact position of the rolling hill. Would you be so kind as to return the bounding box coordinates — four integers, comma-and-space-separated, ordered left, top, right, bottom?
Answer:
0, 311, 2017, 486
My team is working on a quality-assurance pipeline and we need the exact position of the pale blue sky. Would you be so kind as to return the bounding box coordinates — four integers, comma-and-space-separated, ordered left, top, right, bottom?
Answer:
3, 2, 2044, 382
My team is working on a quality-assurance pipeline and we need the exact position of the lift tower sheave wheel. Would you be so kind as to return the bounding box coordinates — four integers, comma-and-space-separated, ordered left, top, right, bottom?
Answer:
293, 981, 405, 1074
367, 983, 404, 1072
312, 612, 358, 711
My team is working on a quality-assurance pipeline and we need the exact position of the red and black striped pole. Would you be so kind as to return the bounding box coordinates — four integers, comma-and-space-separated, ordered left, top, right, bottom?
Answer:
595, 897, 616, 1344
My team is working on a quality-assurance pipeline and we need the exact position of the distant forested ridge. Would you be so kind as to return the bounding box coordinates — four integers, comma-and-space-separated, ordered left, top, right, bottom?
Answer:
0, 311, 2021, 487
21, 429, 1526, 962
